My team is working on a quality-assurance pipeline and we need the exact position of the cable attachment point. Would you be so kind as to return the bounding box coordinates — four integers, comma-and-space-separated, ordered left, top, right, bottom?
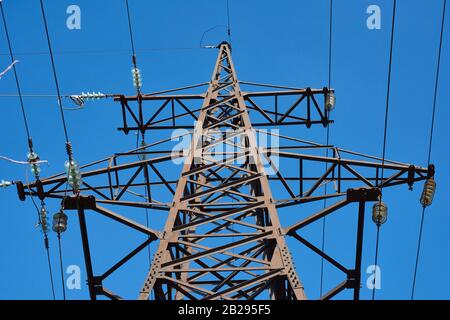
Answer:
65, 158, 83, 192
0, 179, 13, 188
81, 91, 107, 101
65, 141, 73, 159
420, 177, 436, 208
27, 150, 41, 178
372, 202, 388, 226
132, 67, 142, 90
64, 141, 82, 191
325, 91, 336, 112
70, 92, 107, 107
138, 139, 147, 161
69, 95, 85, 107
39, 205, 50, 234
52, 209, 68, 234
27, 138, 34, 152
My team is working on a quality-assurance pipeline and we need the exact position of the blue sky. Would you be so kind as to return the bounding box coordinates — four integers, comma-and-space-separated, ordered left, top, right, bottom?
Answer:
0, 0, 448, 300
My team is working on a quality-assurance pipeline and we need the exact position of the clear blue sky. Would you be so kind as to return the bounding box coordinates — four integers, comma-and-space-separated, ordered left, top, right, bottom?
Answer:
0, 0, 448, 300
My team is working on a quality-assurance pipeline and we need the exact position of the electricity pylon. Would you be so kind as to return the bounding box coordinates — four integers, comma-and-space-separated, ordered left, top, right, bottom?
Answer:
16, 42, 434, 300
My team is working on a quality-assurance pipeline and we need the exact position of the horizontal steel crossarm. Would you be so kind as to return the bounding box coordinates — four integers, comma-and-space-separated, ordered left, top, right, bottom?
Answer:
267, 150, 428, 172
19, 152, 184, 205
115, 93, 205, 102
23, 153, 181, 189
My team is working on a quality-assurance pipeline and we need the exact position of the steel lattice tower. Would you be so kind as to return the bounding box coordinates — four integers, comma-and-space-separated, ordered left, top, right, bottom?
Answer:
16, 42, 434, 300
138, 43, 306, 300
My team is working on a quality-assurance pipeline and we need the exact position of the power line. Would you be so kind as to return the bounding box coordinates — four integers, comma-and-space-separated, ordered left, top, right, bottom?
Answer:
127, 2, 152, 283
0, 47, 201, 57
411, 207, 426, 299
380, 0, 396, 180
38, 3, 77, 302
25, 168, 57, 300
327, 0, 333, 89
372, 0, 397, 300
0, 60, 18, 79
39, 0, 76, 220
372, 224, 381, 299
320, 0, 333, 298
0, 155, 47, 165
199, 25, 228, 48
44, 235, 57, 300
411, 0, 446, 300
125, 0, 136, 56
134, 134, 152, 271
124, 0, 144, 112
0, 1, 33, 149
226, 0, 232, 45
426, 0, 446, 168
1, 1, 57, 300
199, 0, 233, 48
38, 0, 70, 144
57, 234, 66, 300
125, 0, 137, 61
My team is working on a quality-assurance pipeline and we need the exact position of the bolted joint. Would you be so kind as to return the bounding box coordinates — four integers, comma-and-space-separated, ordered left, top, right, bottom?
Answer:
407, 165, 416, 190
219, 41, 231, 50
35, 180, 45, 201
346, 187, 380, 203
427, 164, 435, 178
16, 181, 26, 201
65, 141, 73, 159
89, 276, 104, 296
346, 270, 360, 288
63, 195, 97, 210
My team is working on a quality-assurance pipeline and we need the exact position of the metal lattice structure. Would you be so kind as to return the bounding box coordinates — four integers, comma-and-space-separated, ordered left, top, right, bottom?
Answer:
16, 42, 434, 300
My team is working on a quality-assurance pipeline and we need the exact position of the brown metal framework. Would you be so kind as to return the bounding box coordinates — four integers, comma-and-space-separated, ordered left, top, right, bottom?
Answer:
17, 42, 434, 300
